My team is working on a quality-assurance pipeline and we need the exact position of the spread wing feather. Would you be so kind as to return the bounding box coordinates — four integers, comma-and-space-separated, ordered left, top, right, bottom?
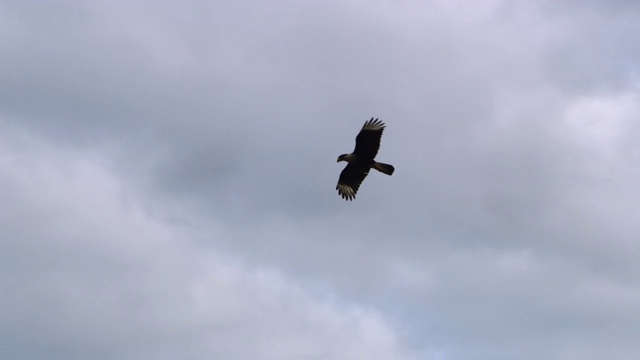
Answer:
353, 118, 385, 159
336, 162, 370, 201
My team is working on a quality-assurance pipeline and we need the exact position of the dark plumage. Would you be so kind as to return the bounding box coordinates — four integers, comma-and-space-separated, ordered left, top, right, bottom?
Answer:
336, 118, 395, 200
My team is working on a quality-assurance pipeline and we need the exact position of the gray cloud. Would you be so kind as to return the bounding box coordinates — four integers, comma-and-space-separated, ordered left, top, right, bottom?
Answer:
0, 125, 417, 360
2, 1, 640, 359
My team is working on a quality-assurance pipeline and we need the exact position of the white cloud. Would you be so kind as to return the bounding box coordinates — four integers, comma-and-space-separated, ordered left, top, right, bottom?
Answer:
0, 124, 416, 359
563, 88, 640, 161
2, 1, 640, 359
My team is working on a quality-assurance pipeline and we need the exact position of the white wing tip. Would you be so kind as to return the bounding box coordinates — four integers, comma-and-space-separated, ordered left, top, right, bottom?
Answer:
336, 183, 356, 201
362, 117, 385, 131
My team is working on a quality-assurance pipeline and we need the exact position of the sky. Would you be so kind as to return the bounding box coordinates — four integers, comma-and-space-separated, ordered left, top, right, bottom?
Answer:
2, 1, 640, 359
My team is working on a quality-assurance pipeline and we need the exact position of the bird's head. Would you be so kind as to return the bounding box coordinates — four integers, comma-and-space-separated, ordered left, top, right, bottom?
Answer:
337, 154, 348, 162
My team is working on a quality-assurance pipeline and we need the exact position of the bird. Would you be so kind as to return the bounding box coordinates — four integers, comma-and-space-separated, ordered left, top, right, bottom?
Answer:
336, 118, 394, 200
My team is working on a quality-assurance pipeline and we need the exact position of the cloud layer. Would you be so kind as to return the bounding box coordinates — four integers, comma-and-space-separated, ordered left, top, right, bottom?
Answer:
2, 1, 640, 359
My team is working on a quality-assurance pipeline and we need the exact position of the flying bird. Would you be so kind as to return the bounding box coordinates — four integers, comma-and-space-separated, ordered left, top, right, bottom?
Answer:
336, 118, 395, 200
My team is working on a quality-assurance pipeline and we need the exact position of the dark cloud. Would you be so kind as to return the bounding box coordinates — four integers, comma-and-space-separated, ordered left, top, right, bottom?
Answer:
2, 1, 640, 359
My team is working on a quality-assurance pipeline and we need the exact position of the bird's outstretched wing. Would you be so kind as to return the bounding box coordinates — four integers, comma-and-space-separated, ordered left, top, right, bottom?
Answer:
353, 118, 385, 159
336, 162, 370, 200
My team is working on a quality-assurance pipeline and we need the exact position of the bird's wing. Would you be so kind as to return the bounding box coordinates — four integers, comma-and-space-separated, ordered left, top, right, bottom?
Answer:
353, 118, 385, 159
336, 162, 370, 200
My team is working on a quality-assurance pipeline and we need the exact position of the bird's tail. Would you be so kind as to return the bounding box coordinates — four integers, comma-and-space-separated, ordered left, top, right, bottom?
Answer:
373, 162, 394, 175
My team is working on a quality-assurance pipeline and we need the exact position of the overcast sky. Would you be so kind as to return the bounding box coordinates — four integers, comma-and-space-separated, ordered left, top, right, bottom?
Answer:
2, 1, 640, 359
